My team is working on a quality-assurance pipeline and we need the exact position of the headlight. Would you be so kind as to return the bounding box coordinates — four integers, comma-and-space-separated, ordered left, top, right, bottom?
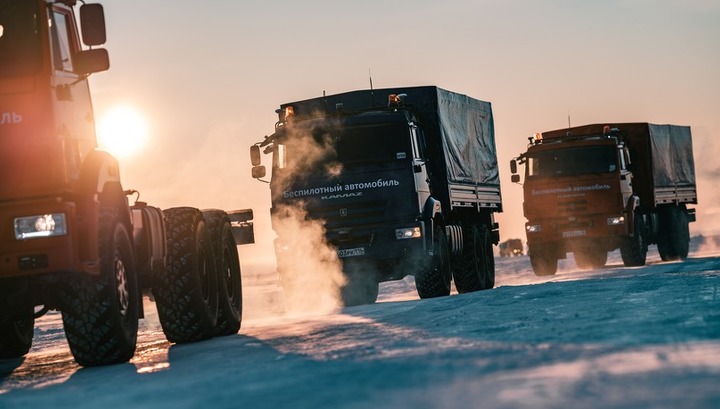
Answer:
607, 216, 625, 225
526, 224, 542, 233
395, 227, 422, 240
14, 213, 67, 240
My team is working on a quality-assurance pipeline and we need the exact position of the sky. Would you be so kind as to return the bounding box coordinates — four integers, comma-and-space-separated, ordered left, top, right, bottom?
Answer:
88, 0, 720, 260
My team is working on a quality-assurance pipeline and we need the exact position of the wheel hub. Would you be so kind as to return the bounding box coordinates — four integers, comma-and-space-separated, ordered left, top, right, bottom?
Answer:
114, 248, 129, 318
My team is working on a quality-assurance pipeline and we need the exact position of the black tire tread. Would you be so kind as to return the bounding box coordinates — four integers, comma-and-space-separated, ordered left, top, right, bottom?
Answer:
415, 225, 451, 299
202, 209, 243, 336
0, 316, 34, 359
621, 212, 648, 267
530, 245, 558, 276
60, 208, 139, 366
153, 207, 218, 343
452, 225, 495, 293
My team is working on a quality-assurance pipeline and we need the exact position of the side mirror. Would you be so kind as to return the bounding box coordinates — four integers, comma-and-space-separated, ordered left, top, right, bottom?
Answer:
79, 4, 107, 46
250, 145, 261, 166
510, 159, 517, 175
251, 165, 266, 179
74, 48, 109, 74
511, 174, 521, 184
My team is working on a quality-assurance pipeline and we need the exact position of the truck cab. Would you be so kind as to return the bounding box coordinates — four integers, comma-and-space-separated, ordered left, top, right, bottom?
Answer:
512, 131, 632, 272
268, 107, 431, 264
0, 0, 111, 280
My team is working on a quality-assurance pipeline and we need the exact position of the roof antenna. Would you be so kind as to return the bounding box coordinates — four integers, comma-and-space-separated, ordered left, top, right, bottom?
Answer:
369, 68, 375, 106
567, 111, 571, 128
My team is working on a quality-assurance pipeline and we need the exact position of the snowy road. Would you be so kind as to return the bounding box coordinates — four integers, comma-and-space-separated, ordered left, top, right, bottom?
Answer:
1, 245, 719, 409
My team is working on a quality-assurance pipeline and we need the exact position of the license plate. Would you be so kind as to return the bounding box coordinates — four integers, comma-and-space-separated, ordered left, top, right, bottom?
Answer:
338, 247, 365, 258
562, 230, 586, 238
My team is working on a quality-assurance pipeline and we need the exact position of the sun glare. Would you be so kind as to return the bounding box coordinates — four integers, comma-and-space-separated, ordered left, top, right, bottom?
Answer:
97, 106, 149, 158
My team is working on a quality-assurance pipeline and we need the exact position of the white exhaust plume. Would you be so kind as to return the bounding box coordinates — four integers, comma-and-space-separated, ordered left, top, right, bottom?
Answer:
267, 117, 348, 314
272, 203, 346, 314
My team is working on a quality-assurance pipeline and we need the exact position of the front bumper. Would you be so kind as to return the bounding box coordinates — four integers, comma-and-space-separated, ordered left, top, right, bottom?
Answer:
274, 220, 430, 281
526, 214, 630, 250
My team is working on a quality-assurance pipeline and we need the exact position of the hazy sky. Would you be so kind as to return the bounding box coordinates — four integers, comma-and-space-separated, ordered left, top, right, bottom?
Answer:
89, 0, 720, 257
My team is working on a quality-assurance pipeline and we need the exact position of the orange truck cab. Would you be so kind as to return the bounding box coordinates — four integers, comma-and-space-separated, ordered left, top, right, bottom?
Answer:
0, 0, 114, 278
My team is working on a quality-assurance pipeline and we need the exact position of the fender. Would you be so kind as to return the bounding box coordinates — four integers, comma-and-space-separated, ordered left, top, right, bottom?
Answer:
625, 195, 640, 235
421, 197, 443, 253
421, 196, 442, 221
77, 150, 122, 196
73, 150, 131, 273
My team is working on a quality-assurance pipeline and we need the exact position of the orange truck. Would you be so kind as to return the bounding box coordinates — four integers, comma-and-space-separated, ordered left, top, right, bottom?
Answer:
510, 123, 697, 276
0, 1, 253, 366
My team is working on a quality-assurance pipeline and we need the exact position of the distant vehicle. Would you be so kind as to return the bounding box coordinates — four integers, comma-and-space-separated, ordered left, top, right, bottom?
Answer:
0, 1, 254, 366
499, 239, 523, 257
251, 86, 502, 305
510, 123, 697, 275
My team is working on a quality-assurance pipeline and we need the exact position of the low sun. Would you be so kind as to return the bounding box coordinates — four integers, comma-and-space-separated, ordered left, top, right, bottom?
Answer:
96, 105, 149, 158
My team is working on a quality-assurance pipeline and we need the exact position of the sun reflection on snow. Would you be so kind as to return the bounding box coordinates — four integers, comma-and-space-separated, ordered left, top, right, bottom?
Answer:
135, 362, 170, 374
130, 338, 172, 374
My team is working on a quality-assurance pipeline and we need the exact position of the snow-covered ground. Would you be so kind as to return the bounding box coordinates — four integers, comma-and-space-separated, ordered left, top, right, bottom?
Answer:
1, 238, 719, 409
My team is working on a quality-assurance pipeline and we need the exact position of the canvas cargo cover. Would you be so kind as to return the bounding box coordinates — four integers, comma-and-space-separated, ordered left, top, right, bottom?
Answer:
542, 122, 696, 203
280, 86, 500, 189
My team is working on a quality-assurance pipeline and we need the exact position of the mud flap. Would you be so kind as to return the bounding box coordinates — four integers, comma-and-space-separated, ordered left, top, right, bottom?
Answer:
227, 209, 254, 245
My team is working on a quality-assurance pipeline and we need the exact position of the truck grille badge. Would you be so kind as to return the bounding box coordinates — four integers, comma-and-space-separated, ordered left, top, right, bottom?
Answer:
340, 208, 348, 217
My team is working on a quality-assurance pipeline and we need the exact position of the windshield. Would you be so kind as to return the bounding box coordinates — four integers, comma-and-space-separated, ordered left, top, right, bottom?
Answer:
0, 2, 43, 77
528, 145, 618, 177
333, 123, 412, 164
276, 122, 413, 174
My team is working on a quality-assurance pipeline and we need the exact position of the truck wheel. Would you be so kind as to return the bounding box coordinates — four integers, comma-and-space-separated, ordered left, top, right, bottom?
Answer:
621, 212, 647, 267
574, 249, 607, 269
202, 209, 243, 336
529, 245, 558, 276
340, 267, 379, 307
415, 225, 451, 298
61, 208, 139, 366
0, 314, 34, 359
674, 209, 690, 259
154, 207, 218, 343
452, 225, 495, 293
657, 206, 689, 261
657, 207, 677, 261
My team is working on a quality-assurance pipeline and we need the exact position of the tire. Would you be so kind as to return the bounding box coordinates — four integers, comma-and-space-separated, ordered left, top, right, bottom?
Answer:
675, 209, 690, 260
657, 207, 677, 261
415, 224, 451, 299
657, 206, 690, 261
452, 224, 495, 293
340, 267, 379, 307
60, 208, 140, 366
529, 245, 558, 276
202, 209, 243, 336
153, 207, 218, 343
0, 314, 34, 359
574, 248, 607, 270
621, 212, 648, 267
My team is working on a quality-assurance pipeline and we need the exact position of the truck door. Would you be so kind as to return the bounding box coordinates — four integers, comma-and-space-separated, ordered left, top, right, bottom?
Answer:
49, 6, 97, 183
619, 145, 633, 204
411, 124, 430, 210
